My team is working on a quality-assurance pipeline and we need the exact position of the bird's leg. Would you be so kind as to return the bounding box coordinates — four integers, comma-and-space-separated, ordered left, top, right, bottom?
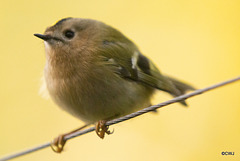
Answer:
51, 124, 90, 153
95, 120, 114, 139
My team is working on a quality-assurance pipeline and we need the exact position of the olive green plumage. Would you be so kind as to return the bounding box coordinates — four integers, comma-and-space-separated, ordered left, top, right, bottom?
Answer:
35, 18, 194, 124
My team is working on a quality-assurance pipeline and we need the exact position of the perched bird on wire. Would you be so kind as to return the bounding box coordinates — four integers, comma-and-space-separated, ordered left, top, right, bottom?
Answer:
34, 18, 194, 153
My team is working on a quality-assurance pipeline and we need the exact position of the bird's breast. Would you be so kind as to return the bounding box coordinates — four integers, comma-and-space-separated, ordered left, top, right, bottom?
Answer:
44, 61, 154, 123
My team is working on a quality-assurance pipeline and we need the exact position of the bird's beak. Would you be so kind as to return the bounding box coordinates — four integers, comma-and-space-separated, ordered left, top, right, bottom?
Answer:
34, 34, 53, 41
34, 33, 63, 42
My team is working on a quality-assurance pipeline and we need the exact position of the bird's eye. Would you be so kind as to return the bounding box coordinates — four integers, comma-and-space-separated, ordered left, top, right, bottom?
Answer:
64, 30, 75, 39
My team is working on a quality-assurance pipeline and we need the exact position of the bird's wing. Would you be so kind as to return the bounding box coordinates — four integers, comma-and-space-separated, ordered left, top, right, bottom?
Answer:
100, 49, 181, 97
98, 41, 194, 106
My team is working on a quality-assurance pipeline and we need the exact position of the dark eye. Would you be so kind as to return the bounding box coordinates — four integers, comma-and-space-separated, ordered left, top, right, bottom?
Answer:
64, 30, 75, 39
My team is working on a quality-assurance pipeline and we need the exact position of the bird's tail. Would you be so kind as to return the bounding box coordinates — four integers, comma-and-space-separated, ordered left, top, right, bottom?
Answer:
165, 76, 195, 106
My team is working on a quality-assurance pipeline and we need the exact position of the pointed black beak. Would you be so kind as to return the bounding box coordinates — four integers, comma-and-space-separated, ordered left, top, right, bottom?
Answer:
34, 34, 53, 41
34, 33, 63, 42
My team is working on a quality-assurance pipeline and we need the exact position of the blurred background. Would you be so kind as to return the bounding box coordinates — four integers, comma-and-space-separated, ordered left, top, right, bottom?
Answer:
0, 0, 240, 161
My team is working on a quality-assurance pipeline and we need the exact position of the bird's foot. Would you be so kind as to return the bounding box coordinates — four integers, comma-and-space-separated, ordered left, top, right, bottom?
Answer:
95, 120, 114, 139
50, 124, 89, 153
51, 134, 66, 153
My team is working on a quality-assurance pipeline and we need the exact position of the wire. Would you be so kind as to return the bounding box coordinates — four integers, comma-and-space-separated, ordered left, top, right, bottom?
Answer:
1, 75, 240, 161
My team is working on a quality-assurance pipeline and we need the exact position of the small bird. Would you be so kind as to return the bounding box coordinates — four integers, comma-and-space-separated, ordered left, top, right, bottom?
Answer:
34, 18, 194, 153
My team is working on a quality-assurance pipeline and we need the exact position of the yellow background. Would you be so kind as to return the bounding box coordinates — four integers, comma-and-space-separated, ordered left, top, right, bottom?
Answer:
0, 0, 240, 161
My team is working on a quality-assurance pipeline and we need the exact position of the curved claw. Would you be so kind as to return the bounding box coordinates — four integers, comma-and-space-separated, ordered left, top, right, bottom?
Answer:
106, 128, 114, 135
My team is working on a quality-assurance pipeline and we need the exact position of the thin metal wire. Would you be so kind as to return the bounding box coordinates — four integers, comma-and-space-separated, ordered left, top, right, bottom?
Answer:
1, 76, 240, 161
